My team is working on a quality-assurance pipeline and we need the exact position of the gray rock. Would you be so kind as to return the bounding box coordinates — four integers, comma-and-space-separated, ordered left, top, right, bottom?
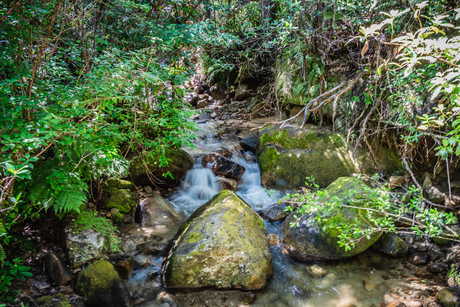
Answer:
235, 84, 251, 101
109, 254, 135, 279
425, 185, 445, 204
373, 233, 409, 257
135, 193, 183, 240
144, 186, 153, 194
187, 93, 199, 106
239, 132, 260, 153
210, 85, 226, 100
197, 100, 209, 109
216, 176, 238, 190
202, 153, 246, 180
427, 263, 448, 273
34, 281, 50, 290
262, 203, 290, 222
75, 259, 132, 307
65, 228, 106, 268
45, 250, 72, 286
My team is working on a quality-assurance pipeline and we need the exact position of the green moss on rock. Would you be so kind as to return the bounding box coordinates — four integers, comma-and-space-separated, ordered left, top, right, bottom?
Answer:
130, 148, 193, 188
282, 177, 382, 260
161, 190, 272, 290
75, 259, 132, 307
103, 188, 136, 213
258, 126, 401, 188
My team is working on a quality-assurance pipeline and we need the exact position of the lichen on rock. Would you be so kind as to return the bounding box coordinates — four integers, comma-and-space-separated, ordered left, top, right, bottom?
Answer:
161, 190, 272, 290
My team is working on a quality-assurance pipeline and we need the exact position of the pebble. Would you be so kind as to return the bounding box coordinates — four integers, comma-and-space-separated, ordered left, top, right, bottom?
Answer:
34, 281, 50, 290
309, 264, 327, 278
363, 280, 375, 291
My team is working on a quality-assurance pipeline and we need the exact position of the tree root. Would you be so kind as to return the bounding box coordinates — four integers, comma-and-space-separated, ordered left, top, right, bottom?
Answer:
251, 71, 369, 131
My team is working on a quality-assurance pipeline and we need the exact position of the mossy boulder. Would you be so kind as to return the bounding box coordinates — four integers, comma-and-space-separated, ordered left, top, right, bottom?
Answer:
102, 187, 136, 214
438, 287, 460, 307
258, 126, 401, 188
282, 177, 382, 260
161, 190, 272, 290
130, 148, 194, 189
75, 259, 132, 307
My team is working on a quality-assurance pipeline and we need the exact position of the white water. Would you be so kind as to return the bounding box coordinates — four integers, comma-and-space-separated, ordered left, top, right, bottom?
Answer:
169, 157, 220, 216
169, 151, 281, 216
234, 152, 281, 211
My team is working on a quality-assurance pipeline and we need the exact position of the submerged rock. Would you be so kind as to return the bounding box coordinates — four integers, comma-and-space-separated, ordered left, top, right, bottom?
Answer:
258, 126, 401, 188
161, 190, 272, 290
130, 149, 194, 189
283, 177, 382, 260
75, 259, 132, 307
202, 153, 246, 180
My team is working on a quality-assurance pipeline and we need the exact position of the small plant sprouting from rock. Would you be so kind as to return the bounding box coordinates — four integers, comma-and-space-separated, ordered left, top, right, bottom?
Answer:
284, 175, 459, 252
72, 211, 122, 253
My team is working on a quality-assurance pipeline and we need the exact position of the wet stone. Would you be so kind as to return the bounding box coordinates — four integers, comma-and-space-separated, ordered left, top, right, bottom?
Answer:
427, 263, 448, 273
409, 252, 429, 265
267, 233, 280, 245
363, 280, 375, 291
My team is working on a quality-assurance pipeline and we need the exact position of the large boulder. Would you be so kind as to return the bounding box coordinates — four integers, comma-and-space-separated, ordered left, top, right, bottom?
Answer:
283, 177, 382, 261
202, 153, 246, 180
258, 126, 401, 188
65, 228, 107, 268
75, 259, 132, 307
130, 149, 194, 189
135, 193, 183, 240
161, 190, 272, 290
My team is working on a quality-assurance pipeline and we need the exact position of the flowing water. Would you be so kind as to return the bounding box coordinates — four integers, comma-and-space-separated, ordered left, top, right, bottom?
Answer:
130, 122, 414, 307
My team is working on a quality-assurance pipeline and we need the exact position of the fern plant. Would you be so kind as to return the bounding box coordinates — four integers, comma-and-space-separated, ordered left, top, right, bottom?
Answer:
71, 211, 122, 253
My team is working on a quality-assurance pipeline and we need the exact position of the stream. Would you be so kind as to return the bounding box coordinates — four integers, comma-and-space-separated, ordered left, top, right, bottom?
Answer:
127, 121, 426, 307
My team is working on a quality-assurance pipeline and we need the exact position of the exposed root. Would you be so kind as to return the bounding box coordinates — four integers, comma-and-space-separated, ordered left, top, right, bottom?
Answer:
251, 71, 368, 131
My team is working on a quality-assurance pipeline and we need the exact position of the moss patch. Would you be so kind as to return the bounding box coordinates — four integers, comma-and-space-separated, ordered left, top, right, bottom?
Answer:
103, 188, 136, 213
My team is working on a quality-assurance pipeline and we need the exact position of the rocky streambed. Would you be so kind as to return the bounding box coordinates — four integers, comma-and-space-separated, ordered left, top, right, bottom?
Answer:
19, 117, 460, 307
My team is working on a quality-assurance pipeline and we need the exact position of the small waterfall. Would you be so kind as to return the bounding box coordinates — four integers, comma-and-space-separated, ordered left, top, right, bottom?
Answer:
235, 152, 281, 211
169, 157, 220, 215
